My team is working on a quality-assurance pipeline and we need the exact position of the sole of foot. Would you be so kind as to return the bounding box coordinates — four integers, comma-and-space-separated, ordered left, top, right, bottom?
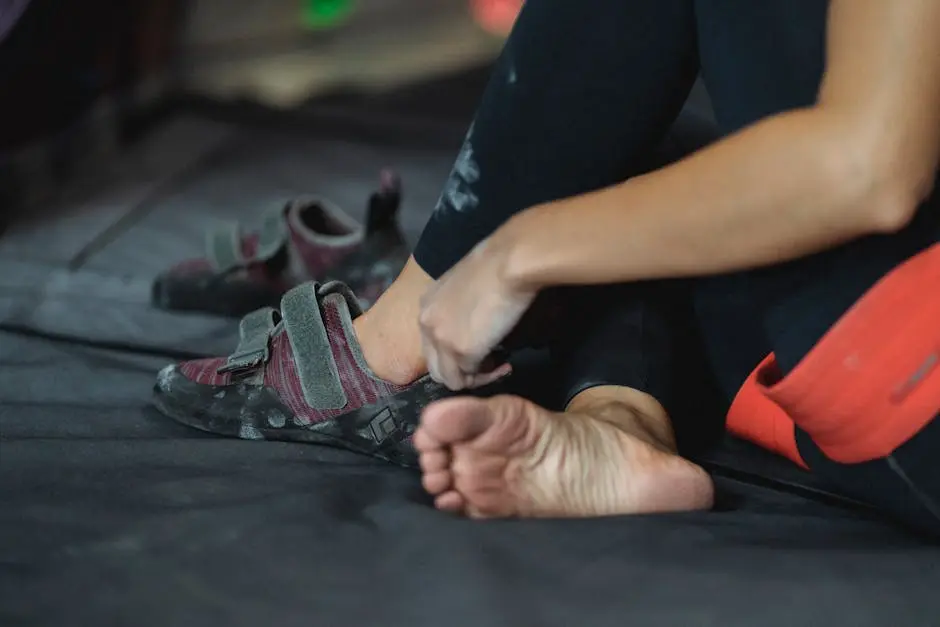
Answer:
413, 394, 714, 518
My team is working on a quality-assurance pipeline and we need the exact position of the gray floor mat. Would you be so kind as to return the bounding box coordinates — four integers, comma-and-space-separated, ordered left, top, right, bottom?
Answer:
0, 260, 239, 356
0, 116, 236, 267
0, 115, 457, 355
83, 130, 453, 277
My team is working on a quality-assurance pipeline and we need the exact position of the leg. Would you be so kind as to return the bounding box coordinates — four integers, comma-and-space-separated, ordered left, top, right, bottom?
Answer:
356, 0, 700, 383
694, 0, 828, 136
155, 0, 704, 457
414, 282, 716, 518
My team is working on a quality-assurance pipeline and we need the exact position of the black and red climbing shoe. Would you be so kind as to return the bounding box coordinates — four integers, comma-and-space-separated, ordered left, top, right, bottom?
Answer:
151, 170, 409, 317
153, 281, 475, 467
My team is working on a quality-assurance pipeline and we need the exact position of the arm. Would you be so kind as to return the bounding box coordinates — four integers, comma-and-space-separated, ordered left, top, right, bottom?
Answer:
495, 0, 940, 288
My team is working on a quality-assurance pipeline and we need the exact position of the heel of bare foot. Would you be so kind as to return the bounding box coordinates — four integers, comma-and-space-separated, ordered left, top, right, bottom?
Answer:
413, 395, 714, 519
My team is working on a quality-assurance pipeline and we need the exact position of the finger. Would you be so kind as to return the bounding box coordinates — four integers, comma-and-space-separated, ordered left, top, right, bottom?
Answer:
454, 346, 506, 385
424, 348, 443, 386
429, 342, 473, 391
439, 352, 471, 391
466, 362, 513, 389
427, 356, 464, 390
478, 347, 511, 373
455, 350, 487, 378
420, 328, 469, 390
420, 332, 447, 387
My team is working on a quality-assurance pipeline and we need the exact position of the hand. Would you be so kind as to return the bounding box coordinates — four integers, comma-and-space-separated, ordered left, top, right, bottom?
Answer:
418, 237, 537, 390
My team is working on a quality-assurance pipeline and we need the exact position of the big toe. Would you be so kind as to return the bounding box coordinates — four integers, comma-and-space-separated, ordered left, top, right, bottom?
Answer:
417, 395, 537, 517
418, 396, 497, 447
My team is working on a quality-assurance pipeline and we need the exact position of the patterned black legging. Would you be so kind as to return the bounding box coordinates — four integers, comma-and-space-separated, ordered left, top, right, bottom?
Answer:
411, 0, 940, 535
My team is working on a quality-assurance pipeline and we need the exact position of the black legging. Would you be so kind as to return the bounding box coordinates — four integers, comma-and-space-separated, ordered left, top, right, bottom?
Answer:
410, 0, 940, 535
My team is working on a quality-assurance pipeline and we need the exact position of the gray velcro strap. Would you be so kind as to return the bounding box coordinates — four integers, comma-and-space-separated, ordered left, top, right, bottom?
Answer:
219, 307, 279, 373
280, 283, 347, 410
318, 280, 364, 319
255, 204, 289, 261
206, 205, 288, 272
206, 223, 244, 272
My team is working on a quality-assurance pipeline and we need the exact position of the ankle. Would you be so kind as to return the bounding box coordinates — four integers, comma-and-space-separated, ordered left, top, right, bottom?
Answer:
349, 256, 435, 385
353, 314, 426, 385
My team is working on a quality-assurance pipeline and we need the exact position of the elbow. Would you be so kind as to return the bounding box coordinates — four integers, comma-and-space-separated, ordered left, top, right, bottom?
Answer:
865, 178, 929, 234
831, 138, 935, 236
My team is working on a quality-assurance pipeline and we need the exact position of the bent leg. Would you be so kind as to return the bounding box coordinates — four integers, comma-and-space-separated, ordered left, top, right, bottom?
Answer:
356, 0, 700, 382
414, 280, 717, 518
413, 0, 700, 277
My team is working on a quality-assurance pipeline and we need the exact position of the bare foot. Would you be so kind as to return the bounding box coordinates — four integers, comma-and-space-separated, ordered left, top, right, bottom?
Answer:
412, 395, 714, 518
354, 257, 433, 385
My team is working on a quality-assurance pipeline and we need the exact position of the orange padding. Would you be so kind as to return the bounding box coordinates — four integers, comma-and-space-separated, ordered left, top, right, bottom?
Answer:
729, 243, 940, 465
471, 0, 523, 35
727, 354, 806, 468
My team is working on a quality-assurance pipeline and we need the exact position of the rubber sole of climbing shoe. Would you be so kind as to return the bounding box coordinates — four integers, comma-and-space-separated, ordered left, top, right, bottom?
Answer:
153, 364, 480, 468
151, 273, 284, 318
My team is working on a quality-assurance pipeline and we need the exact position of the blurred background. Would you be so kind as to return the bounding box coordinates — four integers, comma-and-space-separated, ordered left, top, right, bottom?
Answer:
0, 0, 534, 353
0, 0, 711, 354
0, 0, 521, 219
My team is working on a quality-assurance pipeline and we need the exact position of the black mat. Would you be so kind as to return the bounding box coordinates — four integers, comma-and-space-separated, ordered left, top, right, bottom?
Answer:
3, 329, 939, 627
2, 107, 939, 626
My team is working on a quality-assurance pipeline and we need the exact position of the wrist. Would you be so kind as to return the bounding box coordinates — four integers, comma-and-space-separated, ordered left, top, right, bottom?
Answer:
491, 206, 549, 295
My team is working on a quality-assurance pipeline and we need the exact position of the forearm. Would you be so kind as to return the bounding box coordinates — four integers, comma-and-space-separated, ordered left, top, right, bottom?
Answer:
498, 107, 921, 288
496, 0, 940, 290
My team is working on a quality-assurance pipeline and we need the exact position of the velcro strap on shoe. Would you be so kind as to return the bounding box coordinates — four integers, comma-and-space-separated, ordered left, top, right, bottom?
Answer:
206, 204, 289, 272
255, 203, 289, 261
318, 280, 365, 319
280, 283, 347, 410
206, 223, 244, 272
219, 307, 280, 373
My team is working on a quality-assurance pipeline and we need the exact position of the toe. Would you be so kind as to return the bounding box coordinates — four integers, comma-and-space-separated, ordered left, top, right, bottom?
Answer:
435, 490, 465, 513
422, 469, 452, 495
420, 397, 495, 446
465, 505, 492, 520
451, 449, 508, 485
411, 426, 440, 453
419, 448, 450, 473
